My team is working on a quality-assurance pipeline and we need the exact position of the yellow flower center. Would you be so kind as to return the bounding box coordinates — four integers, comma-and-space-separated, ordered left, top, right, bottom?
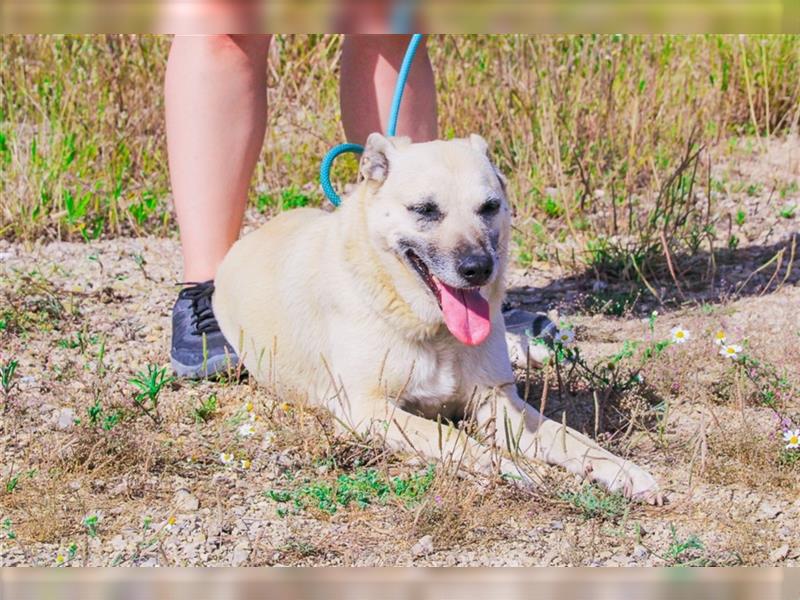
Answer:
726, 347, 735, 354
715, 331, 725, 339
675, 331, 685, 338
790, 435, 799, 445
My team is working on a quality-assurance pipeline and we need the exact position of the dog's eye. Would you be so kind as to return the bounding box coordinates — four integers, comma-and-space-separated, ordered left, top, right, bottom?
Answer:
478, 199, 501, 217
408, 201, 442, 221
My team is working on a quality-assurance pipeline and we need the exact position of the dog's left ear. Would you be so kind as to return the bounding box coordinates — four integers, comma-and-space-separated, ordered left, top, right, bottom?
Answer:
469, 133, 507, 192
360, 133, 409, 185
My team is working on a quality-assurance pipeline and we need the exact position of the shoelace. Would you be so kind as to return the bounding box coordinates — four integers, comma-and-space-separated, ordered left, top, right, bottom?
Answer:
177, 281, 220, 335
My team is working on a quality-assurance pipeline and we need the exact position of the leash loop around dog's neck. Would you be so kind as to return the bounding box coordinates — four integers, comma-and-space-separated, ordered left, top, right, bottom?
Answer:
320, 33, 423, 207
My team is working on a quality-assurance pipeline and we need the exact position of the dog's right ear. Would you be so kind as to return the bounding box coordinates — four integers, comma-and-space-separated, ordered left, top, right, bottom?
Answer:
360, 133, 405, 185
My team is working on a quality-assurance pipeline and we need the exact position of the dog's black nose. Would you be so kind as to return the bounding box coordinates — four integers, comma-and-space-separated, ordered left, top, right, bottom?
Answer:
457, 254, 493, 286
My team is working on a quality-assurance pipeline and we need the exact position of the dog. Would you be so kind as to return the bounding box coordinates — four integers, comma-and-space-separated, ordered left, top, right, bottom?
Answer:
213, 133, 661, 504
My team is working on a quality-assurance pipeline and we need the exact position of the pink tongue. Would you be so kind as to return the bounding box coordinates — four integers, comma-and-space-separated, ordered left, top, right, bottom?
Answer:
433, 279, 491, 346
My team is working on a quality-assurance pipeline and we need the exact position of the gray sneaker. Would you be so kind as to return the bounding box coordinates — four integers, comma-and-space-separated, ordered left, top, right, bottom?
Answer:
503, 308, 558, 368
170, 280, 238, 379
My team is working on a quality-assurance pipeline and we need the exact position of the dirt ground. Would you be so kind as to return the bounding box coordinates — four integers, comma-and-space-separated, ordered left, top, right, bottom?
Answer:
1, 140, 799, 567
0, 238, 797, 567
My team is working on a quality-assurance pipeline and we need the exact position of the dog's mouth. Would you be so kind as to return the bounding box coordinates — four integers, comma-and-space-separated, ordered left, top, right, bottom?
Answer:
405, 249, 491, 346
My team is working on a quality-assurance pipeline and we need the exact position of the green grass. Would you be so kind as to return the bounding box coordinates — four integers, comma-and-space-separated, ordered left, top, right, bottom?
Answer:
779, 204, 796, 219
129, 364, 174, 423
665, 525, 709, 566
266, 465, 435, 516
560, 484, 629, 520
192, 393, 218, 424
1, 358, 19, 396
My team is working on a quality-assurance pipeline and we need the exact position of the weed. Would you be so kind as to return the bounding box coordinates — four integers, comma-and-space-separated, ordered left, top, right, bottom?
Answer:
86, 398, 123, 431
57, 330, 98, 353
279, 187, 311, 210
560, 484, 628, 520
128, 190, 162, 227
584, 288, 640, 317
6, 475, 20, 493
665, 525, 707, 566
83, 514, 99, 538
267, 465, 435, 516
1, 358, 19, 397
55, 542, 79, 566
779, 204, 796, 219
3, 518, 17, 540
193, 393, 219, 423
129, 364, 174, 424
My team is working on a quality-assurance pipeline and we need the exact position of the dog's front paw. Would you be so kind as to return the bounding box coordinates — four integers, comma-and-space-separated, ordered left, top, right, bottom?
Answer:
588, 460, 663, 506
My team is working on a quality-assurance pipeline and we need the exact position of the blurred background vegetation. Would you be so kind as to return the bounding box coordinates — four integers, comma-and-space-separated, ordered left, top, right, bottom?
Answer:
0, 35, 798, 281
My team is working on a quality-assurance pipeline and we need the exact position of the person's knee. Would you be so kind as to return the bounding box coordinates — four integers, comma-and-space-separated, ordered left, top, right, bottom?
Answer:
180, 34, 270, 67
344, 34, 426, 61
207, 34, 270, 61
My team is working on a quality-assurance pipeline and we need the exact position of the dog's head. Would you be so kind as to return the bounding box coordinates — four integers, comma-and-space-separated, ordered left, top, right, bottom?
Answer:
359, 133, 511, 346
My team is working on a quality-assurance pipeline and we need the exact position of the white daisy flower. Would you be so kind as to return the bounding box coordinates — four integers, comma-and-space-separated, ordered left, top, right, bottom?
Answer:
555, 329, 575, 345
783, 429, 800, 450
238, 423, 256, 438
219, 452, 235, 465
670, 326, 690, 344
713, 330, 726, 346
240, 459, 252, 470
165, 516, 177, 531
720, 344, 743, 359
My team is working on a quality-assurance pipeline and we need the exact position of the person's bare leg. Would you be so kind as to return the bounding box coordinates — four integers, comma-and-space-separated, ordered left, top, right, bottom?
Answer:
166, 34, 271, 282
340, 34, 437, 145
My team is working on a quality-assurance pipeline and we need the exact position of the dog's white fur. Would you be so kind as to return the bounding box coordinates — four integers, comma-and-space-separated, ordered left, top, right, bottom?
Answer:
213, 133, 661, 503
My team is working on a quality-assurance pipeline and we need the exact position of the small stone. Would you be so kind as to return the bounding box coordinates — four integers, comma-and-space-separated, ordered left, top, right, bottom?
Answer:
632, 544, 648, 560
231, 539, 251, 566
173, 488, 200, 512
411, 535, 434, 558
540, 549, 559, 566
110, 535, 127, 552
138, 558, 158, 567
769, 544, 789, 563
758, 500, 782, 520
276, 451, 295, 468
110, 480, 129, 496
549, 520, 564, 531
56, 407, 76, 430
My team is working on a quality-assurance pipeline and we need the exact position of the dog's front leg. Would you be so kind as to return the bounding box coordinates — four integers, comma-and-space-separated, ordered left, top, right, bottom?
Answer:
475, 386, 662, 504
326, 393, 519, 478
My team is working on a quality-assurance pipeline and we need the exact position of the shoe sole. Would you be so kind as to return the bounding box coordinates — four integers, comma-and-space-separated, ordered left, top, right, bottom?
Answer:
503, 309, 557, 368
171, 354, 239, 380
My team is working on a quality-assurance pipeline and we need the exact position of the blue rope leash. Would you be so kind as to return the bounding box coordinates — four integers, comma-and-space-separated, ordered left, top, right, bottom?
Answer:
320, 33, 423, 207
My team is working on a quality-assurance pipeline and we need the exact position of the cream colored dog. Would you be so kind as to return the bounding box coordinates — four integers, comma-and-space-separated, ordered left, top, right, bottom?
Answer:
213, 133, 661, 503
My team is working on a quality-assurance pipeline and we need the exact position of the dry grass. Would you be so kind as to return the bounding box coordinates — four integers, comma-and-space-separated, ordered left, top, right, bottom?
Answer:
2, 35, 800, 274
